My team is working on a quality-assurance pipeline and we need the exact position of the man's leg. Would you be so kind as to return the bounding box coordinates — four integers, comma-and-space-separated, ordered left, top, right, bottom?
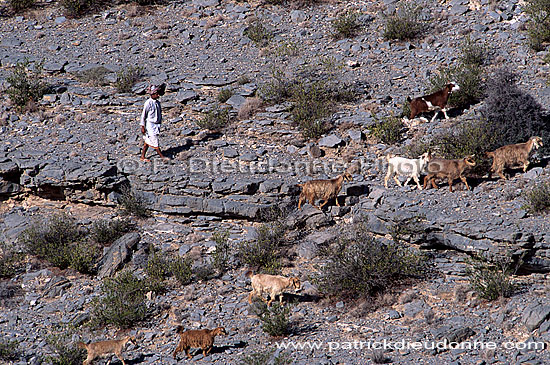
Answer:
141, 143, 150, 161
153, 147, 168, 160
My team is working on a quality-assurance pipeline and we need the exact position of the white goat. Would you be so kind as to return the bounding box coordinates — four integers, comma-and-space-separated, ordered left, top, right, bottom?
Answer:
384, 152, 432, 190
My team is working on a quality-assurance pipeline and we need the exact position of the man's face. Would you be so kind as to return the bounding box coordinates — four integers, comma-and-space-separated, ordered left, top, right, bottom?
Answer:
151, 92, 159, 99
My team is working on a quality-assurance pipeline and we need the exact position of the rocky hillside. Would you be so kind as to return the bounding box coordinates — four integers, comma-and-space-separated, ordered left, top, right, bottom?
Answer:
1, 0, 550, 364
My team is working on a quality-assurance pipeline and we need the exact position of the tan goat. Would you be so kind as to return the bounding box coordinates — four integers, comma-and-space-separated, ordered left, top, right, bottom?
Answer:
77, 336, 135, 365
423, 155, 476, 192
486, 136, 543, 180
246, 271, 301, 306
297, 172, 353, 210
173, 326, 227, 360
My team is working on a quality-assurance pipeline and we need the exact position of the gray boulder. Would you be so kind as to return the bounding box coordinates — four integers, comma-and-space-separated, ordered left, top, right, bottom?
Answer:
96, 232, 140, 278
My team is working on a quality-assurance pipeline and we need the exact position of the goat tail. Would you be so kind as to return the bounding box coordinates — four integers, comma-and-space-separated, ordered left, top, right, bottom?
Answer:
485, 151, 494, 158
176, 325, 184, 334
77, 341, 87, 349
244, 270, 253, 278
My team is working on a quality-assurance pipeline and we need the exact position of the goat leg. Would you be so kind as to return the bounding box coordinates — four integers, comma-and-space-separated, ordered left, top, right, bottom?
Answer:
460, 176, 470, 190
335, 197, 341, 207
430, 111, 438, 123
413, 176, 422, 190
448, 177, 454, 192
430, 178, 438, 189
523, 162, 529, 172
442, 108, 449, 120
393, 175, 402, 186
297, 196, 303, 210
318, 200, 328, 209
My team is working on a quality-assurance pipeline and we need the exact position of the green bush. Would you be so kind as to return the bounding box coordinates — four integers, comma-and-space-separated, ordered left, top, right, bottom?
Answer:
291, 80, 334, 139
20, 214, 99, 273
118, 185, 150, 218
522, 182, 550, 214
316, 224, 428, 301
75, 66, 111, 86
91, 271, 150, 328
238, 223, 285, 275
466, 255, 519, 301
0, 243, 23, 279
383, 1, 426, 41
60, 0, 95, 18
252, 302, 291, 337
146, 245, 171, 281
332, 10, 362, 39
0, 340, 19, 361
273, 41, 300, 57
370, 115, 404, 145
45, 331, 86, 365
170, 256, 194, 285
114, 66, 143, 93
459, 36, 488, 67
90, 218, 134, 245
217, 88, 234, 103
244, 20, 273, 47
9, 0, 35, 12
196, 106, 232, 131
194, 264, 215, 282
480, 69, 549, 154
524, 0, 550, 51
240, 348, 292, 365
212, 230, 231, 274
432, 120, 497, 161
6, 60, 48, 112
429, 63, 485, 109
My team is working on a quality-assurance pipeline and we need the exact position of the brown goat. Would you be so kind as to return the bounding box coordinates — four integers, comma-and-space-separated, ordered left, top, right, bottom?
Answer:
173, 326, 227, 360
486, 136, 543, 180
246, 271, 301, 306
407, 83, 460, 122
297, 172, 353, 210
77, 336, 135, 365
423, 155, 476, 192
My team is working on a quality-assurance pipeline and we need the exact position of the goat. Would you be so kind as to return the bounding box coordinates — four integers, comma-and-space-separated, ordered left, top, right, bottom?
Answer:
407, 83, 460, 122
423, 155, 476, 192
246, 271, 301, 307
297, 172, 353, 210
173, 326, 227, 360
486, 136, 543, 180
384, 151, 432, 190
77, 336, 135, 365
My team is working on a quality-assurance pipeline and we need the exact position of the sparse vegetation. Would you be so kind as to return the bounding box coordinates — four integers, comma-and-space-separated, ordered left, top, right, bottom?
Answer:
524, 0, 550, 51
20, 214, 100, 274
238, 97, 263, 120
466, 255, 519, 301
459, 36, 488, 67
6, 60, 48, 112
118, 185, 150, 218
196, 106, 232, 131
429, 63, 485, 110
217, 88, 234, 103
91, 270, 150, 328
522, 182, 550, 214
252, 301, 292, 337
0, 340, 19, 361
244, 19, 273, 47
370, 115, 404, 145
114, 65, 143, 93
332, 10, 362, 39
9, 0, 35, 12
45, 330, 86, 365
212, 230, 231, 274
273, 41, 300, 57
316, 223, 428, 301
75, 66, 111, 86
60, 0, 95, 18
90, 218, 134, 245
480, 69, 549, 154
259, 61, 359, 139
383, 1, 427, 41
170, 255, 194, 285
238, 222, 285, 275
0, 242, 23, 279
241, 348, 292, 365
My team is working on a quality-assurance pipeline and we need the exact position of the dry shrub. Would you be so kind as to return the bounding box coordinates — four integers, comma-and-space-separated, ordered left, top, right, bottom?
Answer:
238, 97, 263, 120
